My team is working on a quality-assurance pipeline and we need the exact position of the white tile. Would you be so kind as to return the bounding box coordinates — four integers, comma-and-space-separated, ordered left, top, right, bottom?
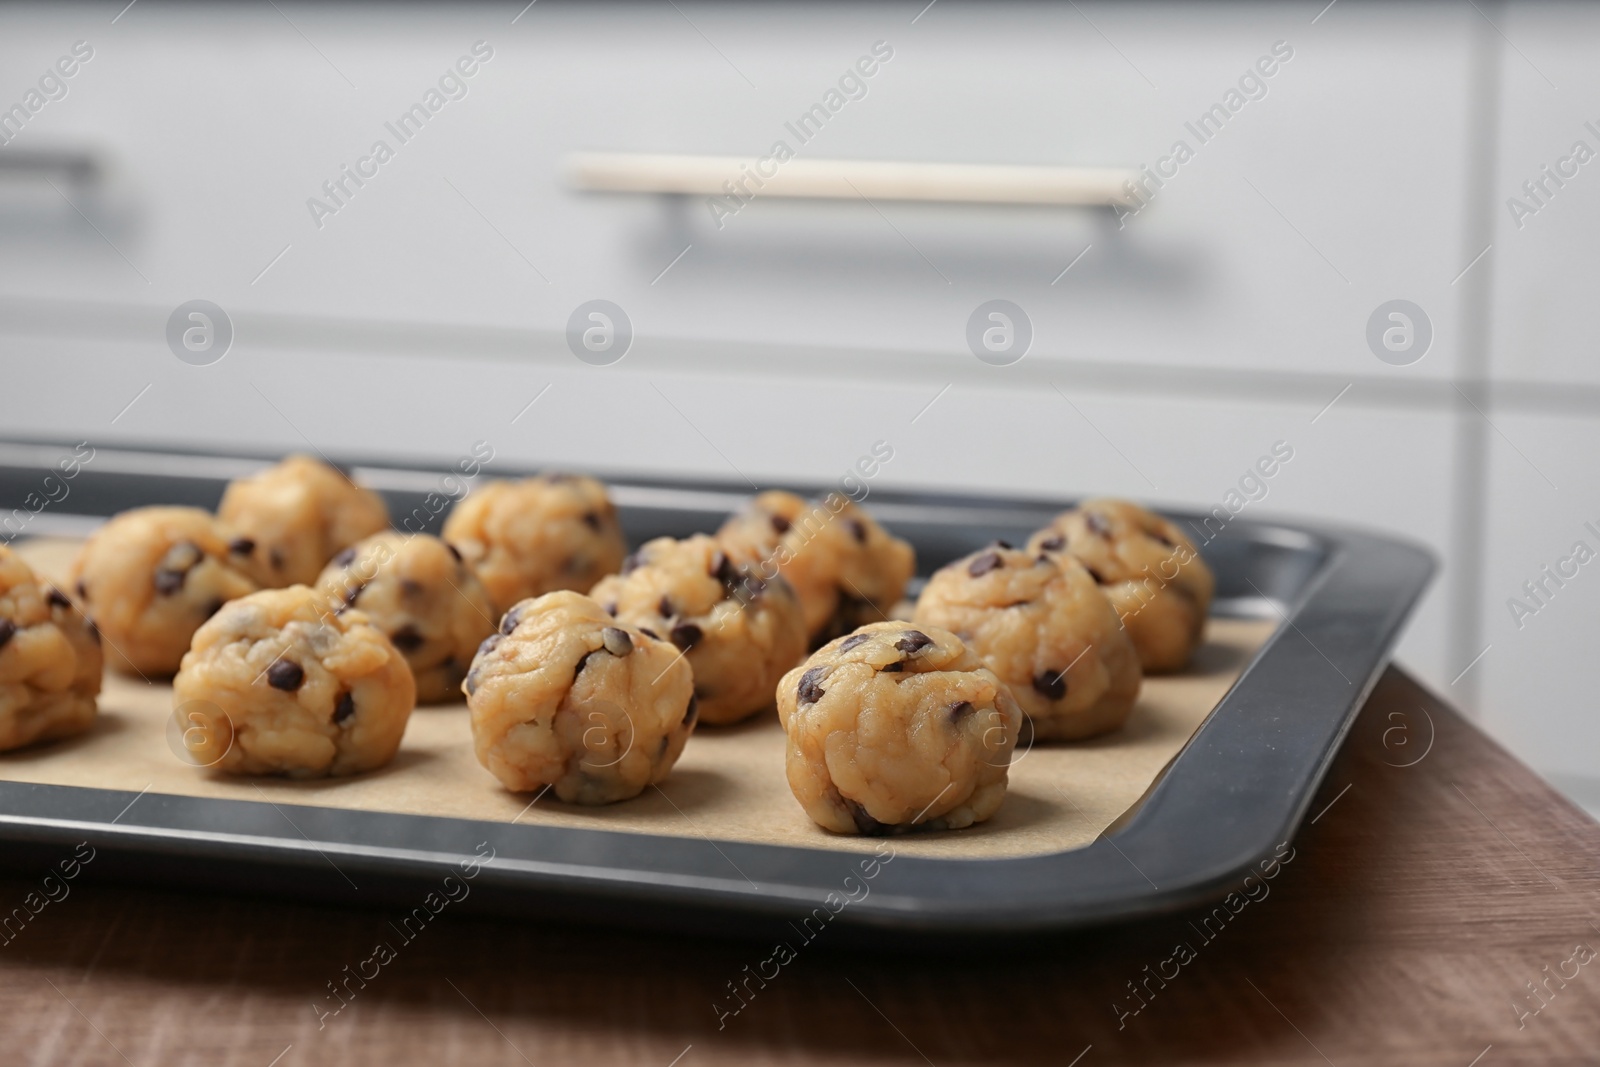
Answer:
1477, 409, 1600, 780
1489, 4, 1600, 384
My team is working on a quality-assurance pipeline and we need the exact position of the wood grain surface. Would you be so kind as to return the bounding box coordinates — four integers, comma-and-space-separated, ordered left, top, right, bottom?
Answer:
1, 667, 1597, 1066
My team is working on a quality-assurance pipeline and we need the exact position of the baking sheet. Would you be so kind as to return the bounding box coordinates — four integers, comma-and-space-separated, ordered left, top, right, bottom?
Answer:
6, 537, 1272, 860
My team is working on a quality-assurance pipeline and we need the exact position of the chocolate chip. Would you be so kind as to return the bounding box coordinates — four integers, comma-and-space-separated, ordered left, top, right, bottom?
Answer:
846, 799, 889, 836
670, 621, 702, 650
657, 736, 669, 758
464, 671, 479, 696
993, 539, 1013, 550
1085, 512, 1112, 538
269, 548, 286, 571
0, 619, 15, 650
445, 541, 463, 563
640, 627, 660, 640
1033, 671, 1067, 700
710, 551, 737, 586
390, 624, 424, 652
894, 630, 933, 655
657, 594, 674, 618
499, 608, 521, 635
848, 519, 867, 544
683, 694, 699, 728
46, 587, 71, 609
769, 513, 791, 534
839, 633, 871, 653
399, 579, 423, 597
602, 627, 633, 656
1035, 555, 1053, 566
948, 700, 975, 723
797, 666, 827, 704
1152, 530, 1176, 548
620, 552, 644, 576
75, 579, 87, 599
1038, 535, 1065, 552
153, 570, 185, 595
229, 536, 256, 556
267, 660, 305, 691
573, 649, 598, 678
343, 582, 365, 607
968, 551, 1003, 577
1085, 566, 1107, 585
603, 601, 618, 617
333, 691, 356, 724
879, 662, 904, 673
477, 633, 503, 658
582, 511, 601, 532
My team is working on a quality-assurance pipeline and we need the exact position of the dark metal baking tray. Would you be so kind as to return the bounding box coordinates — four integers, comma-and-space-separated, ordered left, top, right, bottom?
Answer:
0, 441, 1433, 943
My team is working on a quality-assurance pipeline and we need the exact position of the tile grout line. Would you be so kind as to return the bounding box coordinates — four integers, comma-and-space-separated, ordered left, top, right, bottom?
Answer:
1446, 0, 1506, 721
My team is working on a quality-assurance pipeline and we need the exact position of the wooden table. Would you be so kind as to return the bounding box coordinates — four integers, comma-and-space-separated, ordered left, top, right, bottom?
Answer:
2, 668, 1597, 1066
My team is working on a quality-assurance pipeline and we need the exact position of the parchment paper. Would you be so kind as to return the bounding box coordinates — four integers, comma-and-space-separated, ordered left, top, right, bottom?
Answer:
6, 538, 1273, 860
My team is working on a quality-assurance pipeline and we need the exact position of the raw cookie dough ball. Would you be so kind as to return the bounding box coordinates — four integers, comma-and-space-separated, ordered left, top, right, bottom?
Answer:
717, 491, 915, 646
463, 591, 696, 804
171, 586, 415, 777
0, 545, 102, 751
1028, 499, 1214, 673
71, 506, 259, 676
776, 622, 1022, 835
218, 454, 391, 588
589, 534, 806, 726
441, 475, 626, 616
914, 545, 1141, 741
313, 532, 496, 704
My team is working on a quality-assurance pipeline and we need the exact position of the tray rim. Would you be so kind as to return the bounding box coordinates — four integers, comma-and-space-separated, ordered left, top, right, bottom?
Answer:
0, 442, 1435, 938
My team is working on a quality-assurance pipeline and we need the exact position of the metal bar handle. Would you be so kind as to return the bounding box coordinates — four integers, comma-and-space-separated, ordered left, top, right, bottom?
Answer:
567, 152, 1135, 207
0, 147, 100, 185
